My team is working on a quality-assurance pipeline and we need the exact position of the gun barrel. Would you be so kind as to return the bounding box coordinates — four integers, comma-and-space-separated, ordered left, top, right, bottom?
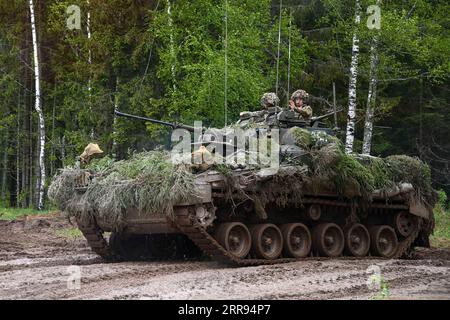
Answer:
311, 108, 343, 123
114, 110, 195, 132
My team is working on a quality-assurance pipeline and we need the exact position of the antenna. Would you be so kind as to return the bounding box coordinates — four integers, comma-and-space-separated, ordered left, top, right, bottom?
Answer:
275, 0, 283, 96
287, 8, 292, 105
224, 0, 228, 126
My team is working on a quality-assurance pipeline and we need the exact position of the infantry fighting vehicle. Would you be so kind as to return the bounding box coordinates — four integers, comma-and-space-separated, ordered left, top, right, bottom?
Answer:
74, 109, 434, 266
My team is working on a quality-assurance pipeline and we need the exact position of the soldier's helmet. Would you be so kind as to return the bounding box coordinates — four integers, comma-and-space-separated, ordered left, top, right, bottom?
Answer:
260, 92, 280, 109
291, 89, 309, 101
80, 143, 104, 164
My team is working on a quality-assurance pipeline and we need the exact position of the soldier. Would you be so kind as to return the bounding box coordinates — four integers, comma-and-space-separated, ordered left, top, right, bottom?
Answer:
260, 92, 280, 110
76, 143, 104, 168
239, 92, 281, 127
289, 89, 313, 120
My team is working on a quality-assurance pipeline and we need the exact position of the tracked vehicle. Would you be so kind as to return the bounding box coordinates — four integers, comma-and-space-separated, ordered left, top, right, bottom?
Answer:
73, 110, 435, 266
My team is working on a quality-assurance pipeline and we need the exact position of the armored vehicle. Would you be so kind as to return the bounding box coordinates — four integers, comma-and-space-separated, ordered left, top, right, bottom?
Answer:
68, 109, 435, 266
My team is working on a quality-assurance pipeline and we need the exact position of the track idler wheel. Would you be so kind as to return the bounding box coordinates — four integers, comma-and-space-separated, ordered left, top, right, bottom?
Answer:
280, 223, 311, 258
344, 224, 370, 257
216, 222, 252, 259
369, 225, 398, 258
313, 223, 345, 257
250, 224, 283, 260
394, 211, 417, 237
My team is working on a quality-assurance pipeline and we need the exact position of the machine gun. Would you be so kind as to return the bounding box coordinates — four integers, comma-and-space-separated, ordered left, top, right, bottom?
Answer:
277, 108, 343, 129
115, 110, 196, 132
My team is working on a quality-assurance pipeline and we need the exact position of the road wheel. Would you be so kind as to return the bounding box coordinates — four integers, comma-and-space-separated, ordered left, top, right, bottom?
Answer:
250, 224, 283, 260
344, 224, 370, 257
280, 223, 311, 258
370, 225, 398, 258
313, 223, 345, 257
216, 222, 251, 259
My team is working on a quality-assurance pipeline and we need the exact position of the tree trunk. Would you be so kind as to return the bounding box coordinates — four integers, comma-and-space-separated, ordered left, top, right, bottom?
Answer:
345, 0, 361, 154
50, 87, 56, 177
167, 0, 176, 92
16, 87, 21, 205
1, 137, 7, 203
87, 0, 94, 139
29, 0, 46, 210
362, 37, 379, 155
60, 135, 66, 167
112, 76, 120, 159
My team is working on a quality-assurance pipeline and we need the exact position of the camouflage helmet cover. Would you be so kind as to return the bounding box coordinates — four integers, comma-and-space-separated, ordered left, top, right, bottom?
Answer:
291, 89, 309, 101
260, 92, 280, 108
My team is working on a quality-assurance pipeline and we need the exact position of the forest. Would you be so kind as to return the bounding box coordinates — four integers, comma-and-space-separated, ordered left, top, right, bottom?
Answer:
0, 0, 448, 210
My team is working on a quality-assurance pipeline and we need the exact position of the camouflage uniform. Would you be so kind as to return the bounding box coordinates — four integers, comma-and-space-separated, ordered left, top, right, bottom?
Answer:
239, 92, 281, 127
260, 92, 280, 110
290, 89, 313, 120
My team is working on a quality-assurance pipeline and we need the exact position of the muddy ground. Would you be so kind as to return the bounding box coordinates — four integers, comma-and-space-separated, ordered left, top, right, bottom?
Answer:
0, 213, 449, 300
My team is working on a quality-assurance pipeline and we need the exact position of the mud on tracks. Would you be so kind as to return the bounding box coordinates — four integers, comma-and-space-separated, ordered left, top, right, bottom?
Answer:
0, 214, 448, 300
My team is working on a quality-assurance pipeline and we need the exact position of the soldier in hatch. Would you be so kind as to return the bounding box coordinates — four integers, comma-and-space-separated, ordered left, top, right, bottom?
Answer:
289, 89, 313, 120
238, 92, 281, 127
260, 92, 281, 111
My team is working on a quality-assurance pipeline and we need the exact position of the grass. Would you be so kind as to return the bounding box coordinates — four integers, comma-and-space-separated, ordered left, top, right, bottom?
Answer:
54, 228, 84, 239
430, 191, 450, 248
370, 277, 391, 300
0, 207, 54, 220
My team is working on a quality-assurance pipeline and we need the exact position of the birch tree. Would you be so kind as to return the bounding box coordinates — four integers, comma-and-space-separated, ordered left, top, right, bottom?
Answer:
362, 38, 379, 155
112, 77, 119, 160
345, 0, 361, 154
167, 0, 176, 92
362, 2, 381, 155
87, 0, 94, 139
29, 0, 46, 210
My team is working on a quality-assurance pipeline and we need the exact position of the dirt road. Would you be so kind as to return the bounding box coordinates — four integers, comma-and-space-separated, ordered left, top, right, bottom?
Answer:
0, 214, 449, 300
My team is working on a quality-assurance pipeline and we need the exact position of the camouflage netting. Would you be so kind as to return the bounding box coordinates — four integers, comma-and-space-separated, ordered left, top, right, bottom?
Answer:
48, 151, 197, 230
49, 129, 437, 232
289, 128, 436, 203
218, 128, 437, 214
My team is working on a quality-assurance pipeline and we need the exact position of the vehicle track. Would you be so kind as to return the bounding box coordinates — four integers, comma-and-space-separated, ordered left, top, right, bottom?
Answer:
0, 214, 448, 300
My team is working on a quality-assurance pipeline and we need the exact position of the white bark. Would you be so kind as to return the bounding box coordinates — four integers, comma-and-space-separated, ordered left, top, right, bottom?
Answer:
345, 0, 361, 154
29, 0, 46, 210
112, 77, 119, 159
87, 1, 94, 139
362, 38, 379, 155
362, 0, 381, 155
167, 0, 176, 92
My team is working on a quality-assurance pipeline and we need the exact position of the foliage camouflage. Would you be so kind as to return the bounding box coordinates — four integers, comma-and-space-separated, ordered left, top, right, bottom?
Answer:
0, 0, 448, 209
49, 151, 196, 229
49, 128, 437, 229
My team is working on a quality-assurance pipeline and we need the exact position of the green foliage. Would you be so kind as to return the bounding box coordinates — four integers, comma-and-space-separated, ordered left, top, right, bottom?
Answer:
384, 155, 435, 205
0, 208, 54, 220
147, 0, 308, 127
55, 227, 84, 239
431, 190, 450, 245
48, 151, 197, 230
291, 128, 436, 204
370, 276, 391, 300
0, 0, 448, 209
